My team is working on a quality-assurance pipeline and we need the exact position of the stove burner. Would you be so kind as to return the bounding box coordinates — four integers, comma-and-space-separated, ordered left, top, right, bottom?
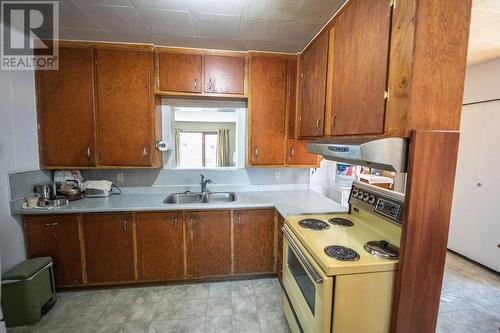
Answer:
324, 245, 360, 261
328, 217, 354, 227
298, 218, 329, 230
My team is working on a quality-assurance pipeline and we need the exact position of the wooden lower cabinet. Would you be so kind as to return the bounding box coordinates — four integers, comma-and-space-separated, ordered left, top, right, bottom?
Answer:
82, 213, 136, 284
277, 214, 285, 283
135, 212, 184, 281
234, 209, 276, 274
186, 210, 232, 278
24, 215, 83, 287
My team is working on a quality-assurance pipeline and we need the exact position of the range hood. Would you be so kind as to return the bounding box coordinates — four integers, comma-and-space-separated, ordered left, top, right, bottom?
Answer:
307, 137, 409, 173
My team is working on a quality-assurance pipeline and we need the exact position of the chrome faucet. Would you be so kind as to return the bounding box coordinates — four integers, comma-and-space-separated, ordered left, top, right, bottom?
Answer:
200, 174, 212, 193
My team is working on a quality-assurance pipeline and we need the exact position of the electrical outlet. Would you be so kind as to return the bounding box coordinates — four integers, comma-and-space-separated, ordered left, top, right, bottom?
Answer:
116, 173, 124, 183
274, 171, 281, 180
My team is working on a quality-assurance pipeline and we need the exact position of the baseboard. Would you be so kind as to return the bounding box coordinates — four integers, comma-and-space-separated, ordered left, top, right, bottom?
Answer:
447, 249, 500, 276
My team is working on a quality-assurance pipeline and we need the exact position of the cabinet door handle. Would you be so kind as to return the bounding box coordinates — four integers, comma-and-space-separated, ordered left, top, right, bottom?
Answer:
45, 222, 58, 227
290, 148, 295, 157
194, 78, 197, 91
189, 218, 194, 241
86, 147, 91, 160
237, 217, 241, 225
254, 147, 258, 157
316, 119, 321, 129
332, 114, 337, 130
123, 219, 128, 232
142, 147, 149, 157
208, 78, 212, 91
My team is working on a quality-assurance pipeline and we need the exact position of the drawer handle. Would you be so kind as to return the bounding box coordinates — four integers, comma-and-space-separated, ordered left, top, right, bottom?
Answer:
45, 222, 58, 227
123, 219, 128, 232
86, 147, 91, 160
142, 147, 149, 157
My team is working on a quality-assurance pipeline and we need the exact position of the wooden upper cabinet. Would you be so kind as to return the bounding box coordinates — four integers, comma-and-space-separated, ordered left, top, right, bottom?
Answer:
287, 59, 299, 140
204, 55, 245, 95
158, 53, 202, 93
185, 210, 231, 278
249, 56, 287, 165
24, 215, 84, 287
234, 209, 275, 274
82, 213, 136, 283
135, 212, 184, 281
36, 47, 96, 168
286, 139, 319, 166
298, 32, 329, 138
96, 49, 156, 167
328, 0, 392, 136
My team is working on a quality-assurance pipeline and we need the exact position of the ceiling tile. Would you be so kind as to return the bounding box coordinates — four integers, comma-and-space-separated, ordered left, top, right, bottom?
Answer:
130, 0, 188, 10
470, 20, 500, 42
107, 31, 154, 43
59, 1, 102, 30
136, 8, 191, 25
296, 0, 345, 24
191, 13, 241, 39
150, 23, 194, 36
475, 0, 500, 12
73, 0, 132, 5
239, 17, 286, 42
469, 9, 500, 32
192, 36, 246, 51
153, 33, 198, 47
187, 0, 243, 15
78, 5, 146, 32
467, 39, 500, 65
61, 29, 113, 41
243, 0, 302, 20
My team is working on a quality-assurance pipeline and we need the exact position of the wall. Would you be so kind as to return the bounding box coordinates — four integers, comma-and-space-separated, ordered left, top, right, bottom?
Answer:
0, 24, 39, 273
462, 57, 500, 104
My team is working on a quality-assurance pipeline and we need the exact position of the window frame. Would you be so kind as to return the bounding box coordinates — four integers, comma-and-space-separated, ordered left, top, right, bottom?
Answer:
178, 129, 218, 168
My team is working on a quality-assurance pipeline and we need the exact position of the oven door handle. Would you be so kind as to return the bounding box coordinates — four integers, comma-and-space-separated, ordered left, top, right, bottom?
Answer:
283, 227, 323, 283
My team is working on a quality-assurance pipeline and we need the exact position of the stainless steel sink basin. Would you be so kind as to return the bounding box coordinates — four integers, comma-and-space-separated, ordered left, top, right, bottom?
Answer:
164, 191, 237, 204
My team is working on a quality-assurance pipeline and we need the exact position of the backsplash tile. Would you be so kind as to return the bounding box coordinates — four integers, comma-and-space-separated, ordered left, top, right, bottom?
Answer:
9, 170, 51, 200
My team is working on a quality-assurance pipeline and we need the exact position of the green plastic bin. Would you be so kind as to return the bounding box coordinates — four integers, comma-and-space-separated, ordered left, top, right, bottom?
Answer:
1, 257, 56, 327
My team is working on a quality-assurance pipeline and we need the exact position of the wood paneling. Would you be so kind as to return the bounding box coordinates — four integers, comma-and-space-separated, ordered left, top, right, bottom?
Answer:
158, 53, 202, 93
234, 209, 275, 274
24, 215, 83, 286
391, 131, 460, 333
330, 0, 391, 136
96, 49, 154, 167
249, 56, 287, 165
135, 212, 184, 281
286, 59, 298, 139
286, 139, 318, 166
36, 47, 96, 167
204, 55, 245, 94
185, 211, 231, 277
298, 32, 329, 137
82, 213, 136, 283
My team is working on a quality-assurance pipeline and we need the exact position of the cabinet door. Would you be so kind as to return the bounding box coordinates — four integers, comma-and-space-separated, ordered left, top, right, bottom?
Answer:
136, 212, 184, 281
330, 0, 391, 135
234, 209, 275, 274
36, 47, 96, 167
287, 59, 299, 139
186, 211, 231, 277
286, 139, 319, 166
82, 213, 136, 283
158, 53, 202, 93
249, 56, 287, 165
96, 49, 153, 166
298, 33, 329, 137
24, 215, 83, 286
204, 55, 245, 94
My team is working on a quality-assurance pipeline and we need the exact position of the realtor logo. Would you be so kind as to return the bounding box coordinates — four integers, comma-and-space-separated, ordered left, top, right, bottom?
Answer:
1, 1, 59, 70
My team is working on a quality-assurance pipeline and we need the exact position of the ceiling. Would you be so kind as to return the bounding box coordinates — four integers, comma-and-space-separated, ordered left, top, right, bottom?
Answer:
53, 0, 345, 53
468, 0, 500, 65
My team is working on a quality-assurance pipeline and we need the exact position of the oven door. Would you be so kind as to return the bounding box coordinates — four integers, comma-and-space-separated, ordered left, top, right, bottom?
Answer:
282, 226, 333, 333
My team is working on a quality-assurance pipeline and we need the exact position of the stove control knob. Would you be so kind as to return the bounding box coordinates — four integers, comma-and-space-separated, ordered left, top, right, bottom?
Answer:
368, 195, 376, 204
363, 193, 370, 201
352, 189, 358, 197
357, 191, 364, 199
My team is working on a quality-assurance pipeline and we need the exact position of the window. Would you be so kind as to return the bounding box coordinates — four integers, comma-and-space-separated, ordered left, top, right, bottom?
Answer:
178, 131, 217, 168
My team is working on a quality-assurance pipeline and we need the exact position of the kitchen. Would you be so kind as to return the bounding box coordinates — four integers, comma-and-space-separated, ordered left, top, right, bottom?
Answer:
0, 0, 498, 332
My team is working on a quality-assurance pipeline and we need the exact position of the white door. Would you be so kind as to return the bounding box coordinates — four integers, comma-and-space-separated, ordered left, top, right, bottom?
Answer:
448, 101, 500, 272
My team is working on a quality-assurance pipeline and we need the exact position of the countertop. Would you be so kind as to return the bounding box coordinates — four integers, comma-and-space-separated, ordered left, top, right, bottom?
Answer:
12, 189, 347, 217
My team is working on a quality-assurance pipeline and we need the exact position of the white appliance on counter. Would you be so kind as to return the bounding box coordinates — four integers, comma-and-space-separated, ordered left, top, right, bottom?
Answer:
282, 181, 404, 333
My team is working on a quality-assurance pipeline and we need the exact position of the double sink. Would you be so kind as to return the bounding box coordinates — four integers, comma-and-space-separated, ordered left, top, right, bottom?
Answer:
164, 191, 237, 204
